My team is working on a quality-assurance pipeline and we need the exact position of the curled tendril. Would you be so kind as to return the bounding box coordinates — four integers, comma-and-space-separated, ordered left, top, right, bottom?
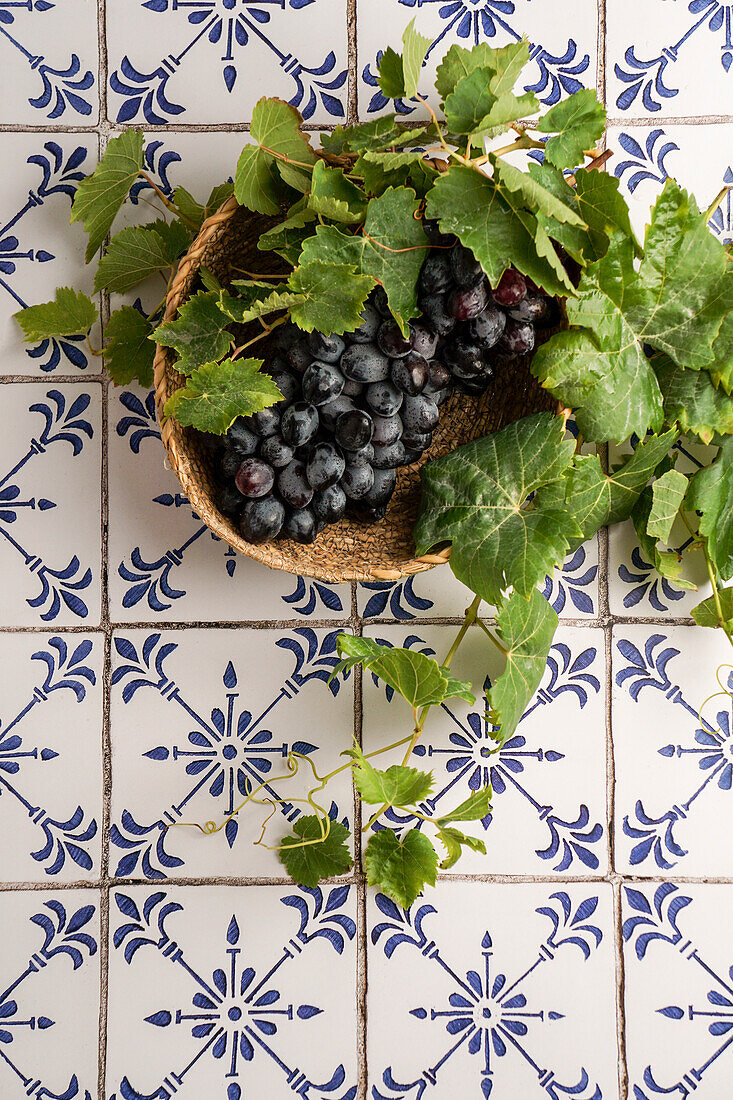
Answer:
696, 663, 733, 730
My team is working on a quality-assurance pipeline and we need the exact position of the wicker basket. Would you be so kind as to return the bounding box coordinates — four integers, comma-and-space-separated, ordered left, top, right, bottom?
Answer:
153, 194, 557, 584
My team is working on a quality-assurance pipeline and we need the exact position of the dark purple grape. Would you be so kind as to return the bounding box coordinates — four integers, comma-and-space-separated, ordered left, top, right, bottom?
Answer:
419, 294, 456, 336
216, 483, 245, 517
278, 460, 313, 508
419, 252, 452, 294
427, 361, 451, 389
372, 413, 403, 446
313, 483, 347, 523
366, 380, 403, 417
355, 503, 388, 523
391, 352, 430, 396
341, 343, 390, 383
252, 407, 280, 438
342, 378, 364, 397
320, 394, 356, 431
285, 339, 312, 373
221, 446, 248, 477
401, 446, 424, 465
363, 467, 397, 506
260, 434, 295, 468
402, 430, 432, 451
351, 304, 381, 343
226, 419, 259, 454
493, 268, 527, 307
373, 440, 406, 469
336, 409, 374, 450
377, 320, 412, 359
442, 338, 485, 377
281, 402, 319, 447
409, 322, 438, 360
307, 331, 345, 363
402, 394, 440, 434
306, 442, 345, 490
282, 506, 318, 543
448, 281, 488, 321
454, 376, 491, 396
422, 219, 455, 247
508, 295, 550, 324
269, 370, 299, 409
372, 286, 391, 316
302, 362, 344, 406
235, 457, 275, 498
341, 463, 375, 499
470, 305, 506, 347
343, 442, 374, 467
450, 243, 483, 287
498, 320, 535, 358
451, 360, 493, 384
239, 495, 285, 543
271, 323, 300, 353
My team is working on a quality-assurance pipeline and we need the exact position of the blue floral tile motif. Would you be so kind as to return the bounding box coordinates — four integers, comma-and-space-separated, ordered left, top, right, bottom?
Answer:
623, 883, 733, 1098
362, 627, 606, 875
0, 0, 96, 122
368, 883, 617, 1099
0, 892, 98, 1099
107, 885, 357, 1100
108, 0, 347, 125
109, 628, 353, 878
0, 141, 93, 373
0, 387, 99, 626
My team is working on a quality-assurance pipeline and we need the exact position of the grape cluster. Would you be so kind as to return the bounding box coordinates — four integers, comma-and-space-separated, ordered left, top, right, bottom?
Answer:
213, 229, 557, 544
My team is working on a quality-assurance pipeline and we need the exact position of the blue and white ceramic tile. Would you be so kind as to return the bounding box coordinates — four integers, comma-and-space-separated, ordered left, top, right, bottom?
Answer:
107, 383, 349, 622
0, 383, 101, 627
0, 135, 100, 376
105, 0, 349, 126
105, 884, 357, 1100
613, 624, 733, 877
622, 881, 733, 1099
0, 631, 102, 881
361, 623, 608, 877
368, 881, 619, 1100
356, 0, 599, 121
108, 627, 355, 879
606, 0, 733, 120
0, 889, 100, 1100
0, 0, 99, 125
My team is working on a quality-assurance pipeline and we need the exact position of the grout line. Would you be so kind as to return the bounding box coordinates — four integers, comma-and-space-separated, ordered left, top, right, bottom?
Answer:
596, 0, 607, 109
613, 879, 629, 1100
347, 0, 358, 126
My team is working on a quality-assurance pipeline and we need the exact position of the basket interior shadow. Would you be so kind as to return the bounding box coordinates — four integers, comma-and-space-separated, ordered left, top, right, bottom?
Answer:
154, 197, 559, 584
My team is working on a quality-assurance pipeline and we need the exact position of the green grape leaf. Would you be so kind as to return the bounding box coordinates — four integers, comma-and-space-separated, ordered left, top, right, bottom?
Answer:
377, 19, 431, 99
574, 168, 640, 260
199, 267, 223, 292
445, 67, 537, 143
234, 98, 317, 214
163, 357, 283, 435
436, 827, 487, 869
71, 130, 145, 262
353, 758, 434, 807
279, 816, 353, 887
691, 587, 733, 631
536, 88, 606, 170
631, 487, 694, 587
648, 468, 689, 542
221, 283, 302, 323
488, 588, 558, 744
414, 412, 578, 606
234, 145, 287, 215
654, 356, 733, 444
14, 287, 97, 342
361, 148, 431, 171
471, 89, 540, 141
687, 437, 733, 581
321, 117, 428, 156
435, 786, 492, 824
103, 306, 154, 387
307, 161, 368, 224
94, 221, 190, 293
173, 183, 234, 231
376, 47, 405, 99
299, 188, 429, 332
152, 292, 233, 375
258, 201, 316, 264
287, 261, 375, 334
365, 828, 438, 909
205, 181, 235, 216
492, 157, 584, 226
426, 164, 573, 297
708, 301, 733, 394
435, 40, 529, 101
333, 634, 474, 709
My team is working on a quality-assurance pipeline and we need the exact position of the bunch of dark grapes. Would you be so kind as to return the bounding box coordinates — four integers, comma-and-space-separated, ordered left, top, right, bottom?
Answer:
213, 227, 557, 544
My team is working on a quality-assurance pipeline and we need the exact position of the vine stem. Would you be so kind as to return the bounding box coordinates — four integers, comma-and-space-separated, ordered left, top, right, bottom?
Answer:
705, 184, 732, 223
230, 315, 287, 358
138, 172, 197, 229
475, 616, 508, 656
680, 511, 733, 652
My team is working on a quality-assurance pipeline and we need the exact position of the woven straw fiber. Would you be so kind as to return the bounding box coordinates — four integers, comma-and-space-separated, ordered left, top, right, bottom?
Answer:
153, 194, 558, 583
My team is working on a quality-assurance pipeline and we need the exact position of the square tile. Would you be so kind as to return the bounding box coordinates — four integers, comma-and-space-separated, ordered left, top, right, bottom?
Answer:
0, 632, 102, 881
106, 0, 348, 126
0, 383, 101, 627
623, 881, 733, 1098
0, 889, 100, 1099
109, 626, 355, 879
107, 384, 349, 621
607, 0, 733, 119
0, 134, 100, 375
106, 884, 358, 1100
0, 0, 99, 125
357, 0, 599, 120
612, 623, 733, 876
368, 881, 619, 1100
360, 622, 608, 876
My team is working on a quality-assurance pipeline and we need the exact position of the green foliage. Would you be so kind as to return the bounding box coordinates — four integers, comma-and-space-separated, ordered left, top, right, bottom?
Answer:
631, 486, 694, 588
655, 355, 733, 444
152, 292, 234, 375
688, 437, 733, 581
536, 89, 606, 170
163, 358, 283, 435
278, 816, 353, 887
71, 129, 145, 261
435, 786, 492, 824
333, 635, 474, 709
353, 758, 434, 806
307, 161, 368, 223
488, 589, 559, 743
234, 98, 317, 214
365, 828, 438, 909
444, 67, 537, 145
172, 181, 234, 231
104, 307, 155, 387
648, 468, 689, 543
691, 587, 733, 631
376, 19, 431, 100
288, 261, 375, 334
320, 117, 428, 156
14, 287, 97, 342
94, 221, 191, 293
436, 827, 486, 869
435, 39, 529, 102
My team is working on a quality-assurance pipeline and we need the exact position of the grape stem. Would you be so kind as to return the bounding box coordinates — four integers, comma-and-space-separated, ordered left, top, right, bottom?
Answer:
138, 172, 198, 229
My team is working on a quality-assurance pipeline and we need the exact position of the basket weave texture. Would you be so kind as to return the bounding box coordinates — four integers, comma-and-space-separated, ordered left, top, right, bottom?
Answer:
153, 195, 557, 583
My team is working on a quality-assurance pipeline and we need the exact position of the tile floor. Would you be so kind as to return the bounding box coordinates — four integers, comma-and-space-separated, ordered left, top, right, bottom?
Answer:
0, 0, 732, 1097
